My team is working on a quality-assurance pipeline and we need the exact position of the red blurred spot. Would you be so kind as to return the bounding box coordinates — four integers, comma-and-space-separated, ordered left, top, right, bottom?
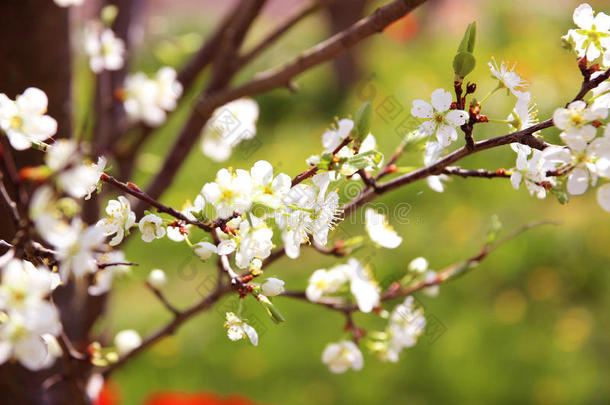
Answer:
94, 382, 121, 405
144, 391, 261, 405
384, 14, 419, 42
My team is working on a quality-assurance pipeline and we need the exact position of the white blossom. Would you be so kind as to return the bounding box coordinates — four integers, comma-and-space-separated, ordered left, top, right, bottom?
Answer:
382, 296, 426, 362
148, 269, 167, 289
562, 3, 610, 62
234, 217, 273, 269
0, 304, 62, 371
507, 92, 538, 132
217, 239, 237, 256
278, 173, 341, 258
321, 340, 363, 373
138, 214, 166, 243
96, 196, 136, 246
0, 88, 57, 150
53, 219, 106, 281
0, 260, 59, 311
250, 160, 292, 210
553, 100, 607, 152
364, 208, 402, 249
84, 23, 125, 73
54, 0, 84, 6
322, 118, 354, 153
408, 257, 429, 274
223, 312, 258, 346
261, 278, 285, 297
202, 168, 253, 219
424, 141, 449, 192
590, 72, 610, 110
123, 67, 183, 127
201, 98, 259, 162
193, 241, 217, 260
114, 329, 141, 356
510, 148, 554, 199
305, 267, 350, 302
347, 258, 380, 313
488, 58, 527, 97
597, 183, 610, 211
411, 89, 468, 146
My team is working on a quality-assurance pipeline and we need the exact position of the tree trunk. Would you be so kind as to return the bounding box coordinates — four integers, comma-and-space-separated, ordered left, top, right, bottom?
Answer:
0, 2, 89, 404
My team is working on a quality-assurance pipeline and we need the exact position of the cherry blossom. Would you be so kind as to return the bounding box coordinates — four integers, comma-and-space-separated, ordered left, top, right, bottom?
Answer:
0, 88, 57, 150
201, 98, 259, 162
411, 89, 468, 147
96, 196, 137, 246
223, 312, 258, 346
488, 58, 527, 97
84, 22, 125, 73
365, 208, 402, 248
321, 340, 363, 373
138, 214, 166, 243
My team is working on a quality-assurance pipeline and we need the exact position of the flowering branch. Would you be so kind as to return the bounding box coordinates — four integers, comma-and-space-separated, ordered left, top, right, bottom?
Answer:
136, 0, 427, 213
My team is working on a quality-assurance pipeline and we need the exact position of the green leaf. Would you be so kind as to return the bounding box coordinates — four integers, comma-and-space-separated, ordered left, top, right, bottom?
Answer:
345, 150, 384, 170
550, 186, 570, 205
353, 100, 373, 142
257, 295, 285, 324
457, 22, 476, 53
453, 51, 476, 78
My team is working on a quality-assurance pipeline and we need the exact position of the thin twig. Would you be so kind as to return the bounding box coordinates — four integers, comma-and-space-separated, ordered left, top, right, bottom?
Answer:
145, 281, 181, 316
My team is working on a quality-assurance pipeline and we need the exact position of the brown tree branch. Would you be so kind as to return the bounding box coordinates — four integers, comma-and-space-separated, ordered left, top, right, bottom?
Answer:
441, 166, 511, 179
281, 220, 558, 313
102, 282, 231, 377
238, 0, 332, 66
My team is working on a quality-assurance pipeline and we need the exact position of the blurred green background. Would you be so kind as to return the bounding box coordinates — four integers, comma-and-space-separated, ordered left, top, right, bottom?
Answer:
92, 0, 610, 403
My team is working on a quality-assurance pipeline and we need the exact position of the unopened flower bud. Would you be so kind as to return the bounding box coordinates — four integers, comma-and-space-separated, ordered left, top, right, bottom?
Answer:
408, 257, 428, 273
148, 269, 167, 289
261, 277, 285, 297
114, 330, 142, 356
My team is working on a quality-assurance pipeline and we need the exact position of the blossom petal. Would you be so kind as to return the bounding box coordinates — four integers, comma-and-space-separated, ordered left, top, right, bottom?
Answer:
573, 3, 594, 29
597, 183, 610, 212
411, 100, 433, 118
430, 89, 452, 112
445, 110, 468, 126
567, 167, 589, 195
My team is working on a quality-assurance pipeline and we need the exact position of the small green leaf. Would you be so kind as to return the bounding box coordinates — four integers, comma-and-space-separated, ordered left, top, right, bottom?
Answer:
457, 22, 476, 53
353, 100, 373, 142
551, 186, 570, 205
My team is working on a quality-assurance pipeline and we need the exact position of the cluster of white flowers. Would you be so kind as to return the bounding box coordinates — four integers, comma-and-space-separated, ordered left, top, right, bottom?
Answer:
511, 100, 610, 210
84, 21, 125, 73
306, 258, 380, 313
0, 87, 57, 150
563, 3, 610, 67
0, 260, 63, 370
306, 118, 382, 176
378, 296, 426, 362
201, 98, 259, 162
123, 67, 183, 127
